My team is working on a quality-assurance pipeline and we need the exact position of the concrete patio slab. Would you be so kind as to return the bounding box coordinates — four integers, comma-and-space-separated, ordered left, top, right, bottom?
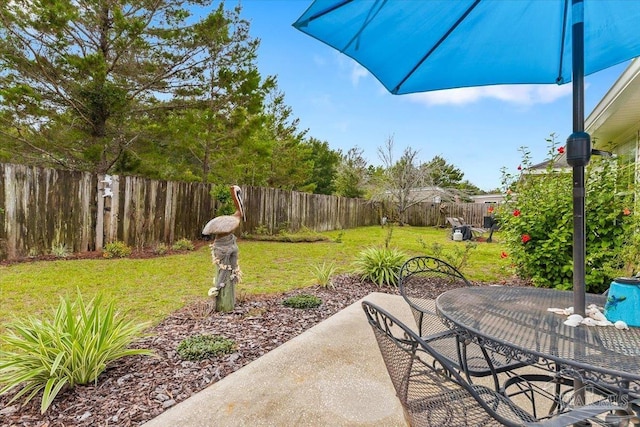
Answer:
142, 292, 412, 427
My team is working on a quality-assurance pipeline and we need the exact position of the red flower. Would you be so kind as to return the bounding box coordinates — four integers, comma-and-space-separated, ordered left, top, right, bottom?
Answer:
521, 234, 531, 244
513, 209, 521, 217
500, 251, 508, 259
487, 206, 494, 214
558, 146, 565, 154
623, 208, 631, 216
517, 165, 522, 171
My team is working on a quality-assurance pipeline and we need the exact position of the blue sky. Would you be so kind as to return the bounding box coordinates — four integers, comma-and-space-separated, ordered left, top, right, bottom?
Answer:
222, 0, 629, 191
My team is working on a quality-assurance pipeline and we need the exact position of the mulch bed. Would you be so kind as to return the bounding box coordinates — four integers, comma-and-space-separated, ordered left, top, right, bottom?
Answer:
0, 264, 531, 427
0, 275, 389, 426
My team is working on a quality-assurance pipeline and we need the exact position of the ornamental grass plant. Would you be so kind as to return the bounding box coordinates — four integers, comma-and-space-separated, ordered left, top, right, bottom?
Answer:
0, 291, 152, 413
310, 261, 337, 288
354, 247, 407, 288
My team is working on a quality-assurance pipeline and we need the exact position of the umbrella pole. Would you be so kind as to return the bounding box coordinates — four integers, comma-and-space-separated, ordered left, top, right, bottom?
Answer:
567, 0, 589, 319
566, 1, 590, 422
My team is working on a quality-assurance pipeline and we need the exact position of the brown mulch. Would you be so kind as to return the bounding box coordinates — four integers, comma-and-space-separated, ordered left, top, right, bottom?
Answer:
0, 257, 531, 426
0, 274, 389, 426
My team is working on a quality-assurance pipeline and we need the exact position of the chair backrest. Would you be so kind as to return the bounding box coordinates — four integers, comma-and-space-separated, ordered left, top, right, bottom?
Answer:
398, 256, 471, 336
361, 301, 517, 427
445, 217, 463, 228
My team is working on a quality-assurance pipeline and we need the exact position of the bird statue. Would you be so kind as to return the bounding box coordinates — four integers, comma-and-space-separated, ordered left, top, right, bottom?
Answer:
202, 185, 245, 237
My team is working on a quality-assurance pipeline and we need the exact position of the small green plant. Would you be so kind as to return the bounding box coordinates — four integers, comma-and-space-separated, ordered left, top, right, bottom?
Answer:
50, 243, 70, 258
354, 247, 407, 288
310, 262, 337, 288
0, 291, 151, 413
418, 240, 477, 271
253, 224, 271, 236
152, 243, 168, 255
103, 241, 132, 258
211, 185, 234, 216
172, 238, 195, 251
282, 294, 322, 309
383, 223, 394, 248
334, 231, 344, 243
176, 334, 235, 361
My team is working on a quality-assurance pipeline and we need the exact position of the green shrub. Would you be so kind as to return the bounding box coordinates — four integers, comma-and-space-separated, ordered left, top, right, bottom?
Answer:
172, 238, 195, 251
211, 185, 234, 217
282, 294, 322, 309
354, 247, 407, 288
310, 262, 336, 288
498, 138, 638, 292
50, 243, 70, 258
152, 243, 168, 255
103, 241, 132, 258
0, 291, 151, 413
176, 334, 235, 361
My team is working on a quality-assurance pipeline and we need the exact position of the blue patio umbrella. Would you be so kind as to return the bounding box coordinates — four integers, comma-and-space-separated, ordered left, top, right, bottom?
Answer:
293, 0, 640, 318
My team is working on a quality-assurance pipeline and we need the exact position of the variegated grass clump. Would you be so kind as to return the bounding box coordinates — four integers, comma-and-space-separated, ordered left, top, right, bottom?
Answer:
310, 261, 337, 288
50, 243, 70, 258
0, 291, 152, 413
354, 247, 407, 288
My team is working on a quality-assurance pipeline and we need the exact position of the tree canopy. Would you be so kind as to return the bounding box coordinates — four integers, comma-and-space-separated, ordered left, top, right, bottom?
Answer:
0, 1, 485, 195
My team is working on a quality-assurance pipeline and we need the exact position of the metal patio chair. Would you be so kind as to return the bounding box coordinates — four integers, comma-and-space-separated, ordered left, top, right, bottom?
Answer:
362, 301, 622, 427
398, 256, 528, 389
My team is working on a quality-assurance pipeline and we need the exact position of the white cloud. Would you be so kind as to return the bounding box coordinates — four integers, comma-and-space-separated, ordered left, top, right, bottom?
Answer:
313, 54, 326, 67
310, 94, 334, 110
406, 84, 573, 106
350, 63, 369, 86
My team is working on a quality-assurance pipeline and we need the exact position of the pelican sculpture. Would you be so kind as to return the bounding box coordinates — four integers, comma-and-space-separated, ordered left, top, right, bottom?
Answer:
202, 185, 245, 237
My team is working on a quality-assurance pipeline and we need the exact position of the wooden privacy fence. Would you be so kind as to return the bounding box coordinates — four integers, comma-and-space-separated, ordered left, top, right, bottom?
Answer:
0, 162, 495, 261
0, 164, 95, 260
242, 186, 379, 233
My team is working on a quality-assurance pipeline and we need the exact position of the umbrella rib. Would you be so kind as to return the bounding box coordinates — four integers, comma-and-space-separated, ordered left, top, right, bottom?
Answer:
392, 0, 481, 94
557, 0, 570, 84
297, 0, 354, 26
344, 0, 388, 52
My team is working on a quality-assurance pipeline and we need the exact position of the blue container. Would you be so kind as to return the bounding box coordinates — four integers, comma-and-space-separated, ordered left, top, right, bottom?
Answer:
604, 277, 640, 327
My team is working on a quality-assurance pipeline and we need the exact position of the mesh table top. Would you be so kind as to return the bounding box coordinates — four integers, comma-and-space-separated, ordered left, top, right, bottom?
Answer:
436, 286, 640, 392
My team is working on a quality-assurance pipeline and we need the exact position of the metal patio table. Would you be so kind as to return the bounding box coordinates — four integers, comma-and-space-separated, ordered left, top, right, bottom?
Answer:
436, 286, 640, 395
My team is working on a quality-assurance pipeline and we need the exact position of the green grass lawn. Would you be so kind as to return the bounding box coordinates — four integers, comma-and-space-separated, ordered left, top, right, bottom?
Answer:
0, 226, 511, 328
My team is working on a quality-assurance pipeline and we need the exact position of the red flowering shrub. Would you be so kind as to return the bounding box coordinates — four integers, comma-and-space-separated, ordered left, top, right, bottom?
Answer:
497, 136, 638, 292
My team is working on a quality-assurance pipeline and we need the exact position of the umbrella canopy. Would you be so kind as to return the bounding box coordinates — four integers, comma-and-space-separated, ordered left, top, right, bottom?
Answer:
293, 0, 640, 94
293, 0, 640, 318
